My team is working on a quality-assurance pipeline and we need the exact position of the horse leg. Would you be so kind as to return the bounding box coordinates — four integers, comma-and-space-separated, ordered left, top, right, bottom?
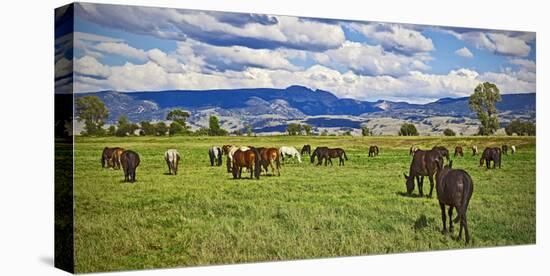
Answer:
440, 202, 447, 234
448, 206, 454, 233
428, 175, 434, 198
463, 213, 470, 244
417, 176, 423, 197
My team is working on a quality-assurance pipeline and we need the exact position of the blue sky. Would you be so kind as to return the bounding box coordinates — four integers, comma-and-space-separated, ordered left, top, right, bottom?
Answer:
55, 3, 536, 103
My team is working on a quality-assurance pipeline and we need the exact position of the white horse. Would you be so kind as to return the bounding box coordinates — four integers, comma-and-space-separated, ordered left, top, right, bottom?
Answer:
208, 146, 223, 166
511, 145, 516, 154
226, 146, 250, 172
279, 146, 302, 163
164, 149, 181, 175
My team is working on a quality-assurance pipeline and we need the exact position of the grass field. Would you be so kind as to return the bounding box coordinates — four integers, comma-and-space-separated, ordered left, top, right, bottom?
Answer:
73, 135, 536, 273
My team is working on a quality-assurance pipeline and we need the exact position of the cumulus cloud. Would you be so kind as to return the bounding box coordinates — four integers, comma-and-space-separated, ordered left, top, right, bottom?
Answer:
74, 56, 111, 79
94, 42, 148, 60
314, 41, 431, 76
455, 47, 473, 58
348, 22, 434, 54
75, 3, 345, 51
448, 30, 534, 57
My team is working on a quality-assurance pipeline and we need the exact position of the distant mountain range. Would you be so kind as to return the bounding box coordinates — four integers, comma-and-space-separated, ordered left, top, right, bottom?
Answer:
76, 85, 535, 135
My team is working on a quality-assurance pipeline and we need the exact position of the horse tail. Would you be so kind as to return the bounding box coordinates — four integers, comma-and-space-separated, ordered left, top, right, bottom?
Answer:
454, 172, 474, 223
252, 148, 261, 179
343, 150, 348, 160
276, 152, 281, 170
217, 148, 222, 166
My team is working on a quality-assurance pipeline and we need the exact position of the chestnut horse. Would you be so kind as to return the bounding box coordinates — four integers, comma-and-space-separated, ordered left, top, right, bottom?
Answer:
259, 147, 281, 176
454, 146, 463, 157
111, 147, 125, 169
232, 148, 261, 179
368, 145, 379, 157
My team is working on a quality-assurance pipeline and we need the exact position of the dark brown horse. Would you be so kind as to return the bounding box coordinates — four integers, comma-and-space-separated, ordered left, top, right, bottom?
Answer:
368, 145, 379, 157
403, 149, 444, 197
232, 148, 261, 179
101, 147, 116, 168
120, 150, 140, 183
502, 145, 508, 155
480, 147, 501, 169
454, 146, 463, 157
301, 145, 312, 156
435, 160, 474, 243
432, 146, 450, 162
259, 147, 281, 176
311, 147, 348, 166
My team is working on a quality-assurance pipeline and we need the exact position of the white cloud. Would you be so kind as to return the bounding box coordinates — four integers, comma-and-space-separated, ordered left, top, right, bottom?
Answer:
147, 48, 185, 73
449, 30, 533, 57
348, 23, 434, 54
94, 42, 148, 60
508, 58, 536, 72
74, 56, 111, 79
455, 47, 473, 58
315, 41, 431, 76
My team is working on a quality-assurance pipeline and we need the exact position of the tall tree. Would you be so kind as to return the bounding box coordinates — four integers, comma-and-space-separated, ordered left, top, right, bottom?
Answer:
208, 116, 228, 136
115, 115, 138, 136
75, 95, 109, 136
286, 123, 302, 136
166, 109, 190, 128
303, 124, 312, 136
469, 82, 502, 135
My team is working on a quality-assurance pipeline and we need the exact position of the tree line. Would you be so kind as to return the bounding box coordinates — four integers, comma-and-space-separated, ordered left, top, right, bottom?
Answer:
76, 81, 535, 137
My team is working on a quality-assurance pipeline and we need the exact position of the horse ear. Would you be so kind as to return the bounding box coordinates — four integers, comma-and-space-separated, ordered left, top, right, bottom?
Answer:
403, 173, 409, 179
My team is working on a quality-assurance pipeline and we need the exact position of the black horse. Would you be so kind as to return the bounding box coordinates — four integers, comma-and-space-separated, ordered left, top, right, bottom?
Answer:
301, 145, 312, 156
208, 146, 223, 166
311, 147, 348, 166
368, 145, 379, 157
121, 150, 140, 183
435, 161, 474, 243
403, 149, 444, 198
502, 145, 508, 155
480, 147, 501, 169
432, 146, 450, 162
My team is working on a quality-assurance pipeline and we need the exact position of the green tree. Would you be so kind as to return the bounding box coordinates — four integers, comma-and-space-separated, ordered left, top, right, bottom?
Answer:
169, 121, 184, 136
154, 122, 168, 136
286, 123, 302, 136
361, 126, 372, 136
194, 127, 209, 136
398, 123, 419, 136
166, 109, 190, 128
140, 121, 156, 136
75, 95, 109, 136
505, 119, 536, 136
115, 115, 138, 137
107, 125, 116, 136
303, 124, 312, 135
443, 128, 456, 136
469, 82, 502, 135
244, 124, 253, 136
208, 116, 228, 136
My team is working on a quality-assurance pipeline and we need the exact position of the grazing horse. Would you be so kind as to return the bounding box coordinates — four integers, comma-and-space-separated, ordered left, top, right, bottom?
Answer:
471, 145, 479, 156
403, 149, 444, 198
101, 147, 116, 168
300, 145, 312, 156
232, 148, 261, 179
410, 146, 419, 156
120, 150, 140, 183
368, 145, 379, 157
502, 145, 509, 155
226, 146, 250, 172
435, 161, 474, 243
279, 146, 302, 163
432, 146, 450, 162
454, 146, 463, 157
311, 147, 348, 166
511, 145, 517, 155
111, 148, 125, 169
480, 147, 501, 169
164, 149, 181, 175
208, 146, 223, 166
311, 146, 329, 165
259, 147, 281, 176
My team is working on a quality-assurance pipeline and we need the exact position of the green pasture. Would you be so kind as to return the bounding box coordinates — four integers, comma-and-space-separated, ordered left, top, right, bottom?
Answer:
73, 136, 536, 273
